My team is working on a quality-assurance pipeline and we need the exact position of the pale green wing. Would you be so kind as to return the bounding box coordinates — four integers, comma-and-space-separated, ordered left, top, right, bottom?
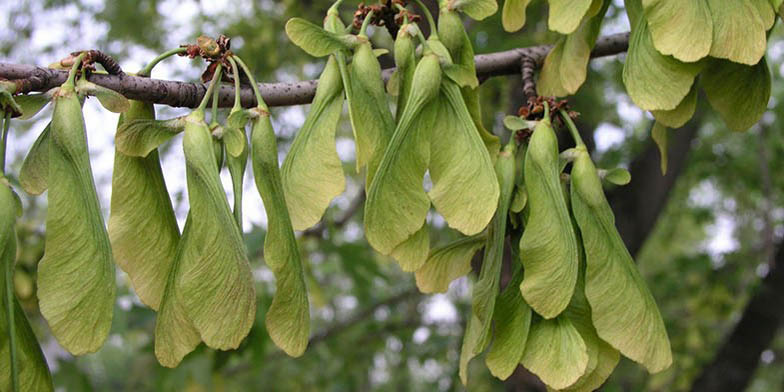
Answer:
521, 317, 589, 390
570, 149, 672, 373
642, 0, 712, 62
364, 54, 442, 255
390, 224, 430, 272
519, 119, 578, 319
651, 82, 698, 129
38, 91, 115, 355
547, 0, 593, 34
76, 79, 130, 113
623, 0, 702, 111
281, 56, 346, 231
1, 183, 54, 392
115, 117, 186, 157
154, 218, 201, 368
251, 114, 310, 357
459, 144, 515, 385
539, 0, 609, 97
701, 58, 771, 132
226, 125, 248, 230
15, 92, 52, 120
485, 266, 532, 381
285, 17, 358, 57
502, 0, 534, 32
429, 82, 499, 236
179, 111, 256, 350
108, 100, 180, 310
706, 0, 768, 65
449, 0, 499, 20
652, 122, 669, 175
19, 124, 50, 195
415, 235, 484, 293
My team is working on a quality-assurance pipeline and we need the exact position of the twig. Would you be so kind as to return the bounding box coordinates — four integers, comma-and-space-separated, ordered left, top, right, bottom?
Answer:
520, 54, 537, 101
0, 32, 629, 108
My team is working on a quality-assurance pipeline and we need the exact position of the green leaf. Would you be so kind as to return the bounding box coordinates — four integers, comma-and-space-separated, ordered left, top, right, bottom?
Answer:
345, 42, 395, 184
521, 317, 589, 390
1, 183, 54, 392
570, 149, 672, 373
485, 266, 532, 380
502, 0, 533, 32
15, 92, 52, 120
414, 235, 484, 293
223, 122, 247, 158
519, 118, 578, 319
449, 0, 499, 20
76, 80, 130, 113
651, 82, 697, 128
602, 167, 632, 186
707, 0, 768, 65
281, 56, 346, 231
19, 124, 50, 195
652, 122, 668, 175
115, 117, 186, 157
108, 100, 180, 311
752, 0, 776, 28
463, 84, 501, 160
179, 110, 256, 350
539, 0, 608, 97
365, 54, 441, 256
547, 0, 593, 34
623, 3, 702, 111
0, 89, 22, 118
38, 88, 115, 355
429, 81, 500, 236
459, 143, 516, 385
642, 0, 713, 62
154, 218, 201, 368
701, 58, 771, 132
443, 64, 480, 89
285, 18, 359, 57
251, 113, 311, 357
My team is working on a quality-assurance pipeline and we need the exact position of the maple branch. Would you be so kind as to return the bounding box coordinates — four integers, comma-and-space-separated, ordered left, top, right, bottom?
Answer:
0, 33, 629, 109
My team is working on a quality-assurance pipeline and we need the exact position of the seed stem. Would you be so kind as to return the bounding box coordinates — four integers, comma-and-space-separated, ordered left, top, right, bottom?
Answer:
3, 114, 18, 392
359, 10, 375, 37
0, 113, 9, 174
411, 0, 438, 39
232, 55, 268, 111
138, 47, 188, 77
64, 52, 87, 89
227, 56, 243, 112
559, 109, 585, 148
197, 63, 223, 112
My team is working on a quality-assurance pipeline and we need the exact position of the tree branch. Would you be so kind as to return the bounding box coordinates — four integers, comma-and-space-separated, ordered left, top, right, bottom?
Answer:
0, 33, 628, 108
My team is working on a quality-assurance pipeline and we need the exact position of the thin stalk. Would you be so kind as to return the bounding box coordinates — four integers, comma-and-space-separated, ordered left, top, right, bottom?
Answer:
138, 47, 188, 77
0, 113, 8, 174
210, 72, 220, 124
359, 10, 375, 37
227, 56, 243, 112
559, 109, 585, 148
197, 64, 223, 112
5, 225, 18, 392
232, 55, 267, 111
64, 52, 87, 89
328, 0, 344, 16
411, 0, 438, 39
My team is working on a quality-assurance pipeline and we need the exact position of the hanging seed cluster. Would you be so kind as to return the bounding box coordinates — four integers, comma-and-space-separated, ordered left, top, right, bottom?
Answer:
0, 0, 779, 390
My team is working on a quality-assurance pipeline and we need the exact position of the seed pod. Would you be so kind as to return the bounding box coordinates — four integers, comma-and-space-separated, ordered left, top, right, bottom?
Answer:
484, 265, 531, 381
225, 122, 248, 229
414, 234, 485, 294
518, 116, 579, 319
178, 109, 256, 350
280, 56, 346, 230
459, 141, 516, 385
37, 82, 116, 355
364, 53, 442, 257
345, 40, 395, 187
0, 180, 54, 392
250, 110, 310, 357
391, 23, 418, 120
570, 148, 672, 373
108, 100, 180, 310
